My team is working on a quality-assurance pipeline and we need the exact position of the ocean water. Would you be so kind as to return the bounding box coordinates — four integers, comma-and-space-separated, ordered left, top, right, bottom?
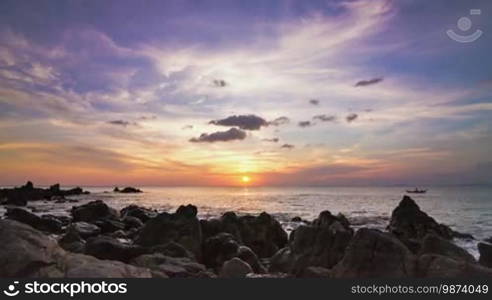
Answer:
2, 186, 491, 257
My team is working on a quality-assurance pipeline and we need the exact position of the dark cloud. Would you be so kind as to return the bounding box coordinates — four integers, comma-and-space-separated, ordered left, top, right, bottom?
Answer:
262, 138, 279, 143
212, 79, 227, 87
309, 99, 319, 105
210, 114, 268, 130
313, 114, 336, 122
298, 121, 313, 128
189, 128, 247, 143
354, 77, 383, 87
182, 125, 194, 130
281, 144, 295, 149
346, 113, 358, 123
107, 120, 138, 127
269, 116, 290, 126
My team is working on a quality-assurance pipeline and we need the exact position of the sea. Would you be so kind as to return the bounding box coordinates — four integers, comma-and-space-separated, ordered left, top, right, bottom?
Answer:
2, 186, 491, 258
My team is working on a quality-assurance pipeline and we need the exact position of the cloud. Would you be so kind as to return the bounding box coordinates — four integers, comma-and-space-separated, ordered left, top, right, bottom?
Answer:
354, 77, 383, 87
189, 128, 247, 143
298, 121, 313, 128
107, 120, 138, 127
313, 114, 337, 122
346, 113, 358, 122
182, 125, 194, 130
281, 143, 295, 149
212, 79, 227, 87
269, 116, 290, 126
309, 99, 319, 105
262, 138, 279, 143
210, 114, 268, 130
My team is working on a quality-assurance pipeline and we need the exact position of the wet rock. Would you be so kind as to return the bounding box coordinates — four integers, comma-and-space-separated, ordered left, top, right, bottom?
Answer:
131, 253, 206, 278
418, 234, 475, 263
85, 236, 147, 262
116, 187, 142, 193
418, 254, 492, 278
6, 208, 62, 233
123, 216, 144, 229
0, 182, 88, 207
478, 242, 492, 268
69, 222, 101, 239
94, 219, 125, 233
0, 219, 151, 278
71, 200, 119, 222
333, 228, 417, 278
59, 229, 86, 253
120, 205, 157, 223
202, 233, 240, 270
135, 205, 202, 258
219, 257, 253, 278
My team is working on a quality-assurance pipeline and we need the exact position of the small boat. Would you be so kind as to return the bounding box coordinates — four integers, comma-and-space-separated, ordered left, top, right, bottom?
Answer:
406, 188, 427, 194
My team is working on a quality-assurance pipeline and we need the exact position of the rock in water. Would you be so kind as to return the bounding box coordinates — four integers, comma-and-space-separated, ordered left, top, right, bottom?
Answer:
135, 205, 202, 258
0, 220, 151, 278
478, 242, 492, 268
219, 257, 253, 278
418, 234, 475, 263
118, 187, 142, 193
333, 228, 417, 278
71, 200, 119, 222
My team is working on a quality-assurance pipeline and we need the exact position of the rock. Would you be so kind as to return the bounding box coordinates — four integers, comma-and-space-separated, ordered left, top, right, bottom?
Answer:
131, 253, 206, 278
59, 229, 86, 253
269, 211, 353, 275
117, 187, 142, 193
418, 234, 475, 263
202, 233, 240, 270
69, 222, 101, 239
0, 219, 151, 278
418, 254, 492, 278
71, 200, 119, 222
114, 187, 120, 192
6, 208, 62, 233
123, 216, 144, 229
333, 228, 417, 278
135, 205, 202, 258
93, 219, 125, 233
219, 257, 253, 278
291, 216, 303, 222
388, 196, 457, 241
85, 236, 148, 263
478, 242, 492, 268
485, 237, 492, 244
300, 266, 332, 278
120, 205, 157, 223
0, 182, 88, 207
237, 246, 267, 274
150, 241, 196, 260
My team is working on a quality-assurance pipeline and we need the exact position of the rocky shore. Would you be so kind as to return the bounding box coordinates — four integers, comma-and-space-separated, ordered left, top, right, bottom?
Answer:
0, 183, 491, 278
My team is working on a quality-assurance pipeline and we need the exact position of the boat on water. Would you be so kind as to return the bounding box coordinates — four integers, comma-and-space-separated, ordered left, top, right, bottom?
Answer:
406, 188, 427, 194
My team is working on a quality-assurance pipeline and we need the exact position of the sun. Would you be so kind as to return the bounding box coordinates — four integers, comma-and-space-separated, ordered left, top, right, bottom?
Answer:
241, 175, 251, 183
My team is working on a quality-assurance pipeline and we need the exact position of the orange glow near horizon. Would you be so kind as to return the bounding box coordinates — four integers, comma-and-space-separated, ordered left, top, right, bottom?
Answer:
241, 175, 251, 184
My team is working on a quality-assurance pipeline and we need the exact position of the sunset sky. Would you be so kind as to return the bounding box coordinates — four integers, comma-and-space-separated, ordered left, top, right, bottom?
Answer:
1, 0, 491, 186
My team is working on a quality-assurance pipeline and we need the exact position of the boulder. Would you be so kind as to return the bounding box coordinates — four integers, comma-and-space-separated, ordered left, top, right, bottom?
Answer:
135, 205, 202, 258
85, 236, 148, 263
71, 200, 119, 222
219, 257, 253, 278
237, 246, 267, 274
69, 222, 101, 239
93, 219, 125, 233
478, 242, 492, 268
58, 229, 86, 253
418, 234, 475, 263
269, 211, 353, 275
418, 254, 492, 278
299, 266, 332, 278
202, 233, 240, 270
0, 219, 151, 278
120, 205, 157, 223
333, 228, 417, 278
117, 187, 142, 193
0, 182, 88, 207
6, 208, 62, 233
131, 253, 206, 278
123, 216, 144, 229
150, 241, 196, 260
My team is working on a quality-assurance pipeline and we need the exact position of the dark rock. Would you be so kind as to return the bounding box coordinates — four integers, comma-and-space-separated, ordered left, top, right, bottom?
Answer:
237, 245, 267, 274
299, 266, 332, 278
418, 254, 492, 278
71, 200, 119, 222
117, 187, 142, 193
150, 241, 196, 260
93, 219, 125, 234
59, 229, 86, 253
202, 233, 240, 270
6, 208, 62, 233
85, 236, 148, 262
0, 219, 151, 277
333, 228, 417, 278
485, 237, 492, 244
219, 257, 253, 278
269, 211, 353, 275
123, 216, 144, 229
69, 222, 101, 239
418, 234, 475, 263
0, 182, 88, 207
135, 205, 202, 258
478, 242, 492, 268
120, 205, 157, 223
291, 216, 303, 222
131, 253, 206, 278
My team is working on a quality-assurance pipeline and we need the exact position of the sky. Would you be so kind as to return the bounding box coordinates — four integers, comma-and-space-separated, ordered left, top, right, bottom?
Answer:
0, 0, 491, 187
